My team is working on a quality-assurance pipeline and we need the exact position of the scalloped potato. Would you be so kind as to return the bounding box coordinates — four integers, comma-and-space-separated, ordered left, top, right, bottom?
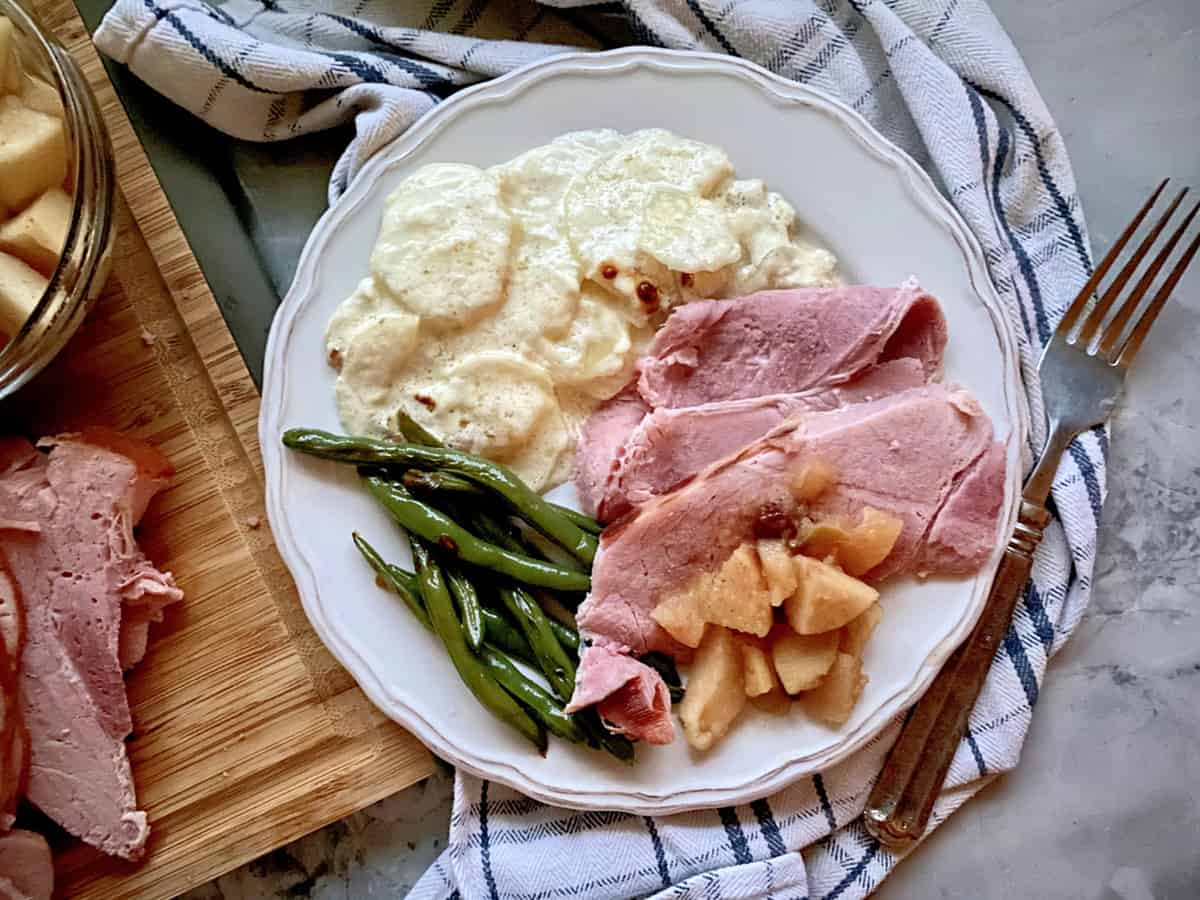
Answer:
327, 129, 838, 490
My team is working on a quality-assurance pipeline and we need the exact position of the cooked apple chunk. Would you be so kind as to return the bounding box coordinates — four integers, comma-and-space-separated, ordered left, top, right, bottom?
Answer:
679, 626, 746, 751
785, 555, 878, 634
737, 637, 778, 697
800, 506, 903, 577
800, 652, 868, 726
653, 543, 775, 645
839, 603, 882, 659
749, 684, 791, 715
651, 590, 707, 648
771, 626, 838, 694
790, 457, 836, 501
755, 538, 797, 604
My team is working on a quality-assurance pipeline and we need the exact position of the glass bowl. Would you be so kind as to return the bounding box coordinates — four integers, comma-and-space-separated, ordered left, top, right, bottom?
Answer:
0, 0, 115, 399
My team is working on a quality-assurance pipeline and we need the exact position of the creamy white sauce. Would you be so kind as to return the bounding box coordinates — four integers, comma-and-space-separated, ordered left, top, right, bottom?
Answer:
326, 129, 838, 490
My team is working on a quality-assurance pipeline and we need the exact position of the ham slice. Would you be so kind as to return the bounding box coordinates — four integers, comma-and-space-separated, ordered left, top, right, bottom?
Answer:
566, 645, 674, 744
606, 359, 927, 518
569, 385, 1006, 735
0, 830, 52, 900
636, 283, 945, 409
0, 564, 25, 831
0, 430, 181, 861
575, 284, 947, 519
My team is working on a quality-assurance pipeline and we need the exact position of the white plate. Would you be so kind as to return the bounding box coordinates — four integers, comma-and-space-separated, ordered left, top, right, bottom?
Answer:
261, 48, 1026, 815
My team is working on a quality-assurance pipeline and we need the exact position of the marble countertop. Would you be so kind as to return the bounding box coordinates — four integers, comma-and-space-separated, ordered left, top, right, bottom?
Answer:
169, 1, 1199, 897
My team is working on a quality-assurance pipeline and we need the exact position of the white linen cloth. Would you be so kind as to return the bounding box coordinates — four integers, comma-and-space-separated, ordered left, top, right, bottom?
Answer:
95, 2, 1105, 897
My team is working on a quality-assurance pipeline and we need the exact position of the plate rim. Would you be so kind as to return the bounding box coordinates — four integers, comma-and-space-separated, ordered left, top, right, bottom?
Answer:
260, 46, 1028, 814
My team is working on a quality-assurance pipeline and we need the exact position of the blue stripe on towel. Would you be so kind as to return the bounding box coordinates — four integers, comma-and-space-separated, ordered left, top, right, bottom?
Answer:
144, 0, 274, 94
1024, 582, 1056, 653
989, 123, 1052, 345
751, 798, 787, 857
965, 726, 988, 776
813, 774, 837, 832
321, 14, 451, 88
1003, 626, 1040, 708
644, 816, 672, 887
686, 0, 740, 55
478, 781, 500, 900
822, 840, 879, 900
718, 807, 753, 864
967, 81, 1093, 277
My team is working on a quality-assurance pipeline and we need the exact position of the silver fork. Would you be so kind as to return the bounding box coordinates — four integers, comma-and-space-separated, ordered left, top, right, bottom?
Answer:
863, 180, 1200, 851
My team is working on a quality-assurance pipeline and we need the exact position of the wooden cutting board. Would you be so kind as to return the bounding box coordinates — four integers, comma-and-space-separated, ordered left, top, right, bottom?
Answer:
1, 2, 434, 897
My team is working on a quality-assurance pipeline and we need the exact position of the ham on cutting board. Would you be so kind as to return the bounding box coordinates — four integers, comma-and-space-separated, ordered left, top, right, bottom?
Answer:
0, 429, 182, 866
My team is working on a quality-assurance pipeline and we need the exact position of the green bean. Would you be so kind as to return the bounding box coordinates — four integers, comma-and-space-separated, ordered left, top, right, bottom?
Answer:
362, 475, 591, 592
353, 533, 430, 630
445, 566, 485, 652
357, 543, 631, 762
283, 429, 597, 565
412, 540, 547, 753
577, 709, 636, 764
480, 607, 536, 664
395, 411, 441, 447
467, 507, 584, 576
373, 556, 542, 665
402, 469, 486, 497
501, 584, 577, 703
480, 645, 588, 745
403, 468, 603, 535
548, 616, 580, 652
374, 557, 536, 663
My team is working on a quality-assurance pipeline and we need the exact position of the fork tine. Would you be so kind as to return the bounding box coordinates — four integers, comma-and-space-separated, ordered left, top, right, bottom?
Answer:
1078, 186, 1189, 345
1058, 178, 1169, 335
1116, 227, 1200, 366
1100, 199, 1200, 357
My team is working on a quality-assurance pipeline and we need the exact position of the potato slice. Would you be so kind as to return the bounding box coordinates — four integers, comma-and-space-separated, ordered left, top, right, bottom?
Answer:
651, 591, 707, 648
771, 627, 838, 694
0, 96, 67, 214
756, 539, 797, 605
839, 603, 882, 659
785, 555, 878, 635
800, 652, 867, 726
0, 187, 71, 274
800, 507, 903, 577
679, 626, 746, 751
790, 457, 836, 501
749, 684, 792, 715
738, 637, 778, 697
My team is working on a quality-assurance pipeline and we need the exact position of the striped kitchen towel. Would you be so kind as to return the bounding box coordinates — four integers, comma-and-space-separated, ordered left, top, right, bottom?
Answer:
95, 2, 1105, 898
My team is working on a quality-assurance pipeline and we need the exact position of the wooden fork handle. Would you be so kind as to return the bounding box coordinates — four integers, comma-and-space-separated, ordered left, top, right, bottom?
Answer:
863, 500, 1051, 851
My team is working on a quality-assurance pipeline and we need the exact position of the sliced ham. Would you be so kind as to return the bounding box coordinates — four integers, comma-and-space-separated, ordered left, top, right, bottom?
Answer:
566, 645, 674, 744
575, 284, 947, 519
573, 386, 650, 521
0, 431, 180, 861
0, 564, 24, 831
0, 830, 53, 900
605, 359, 927, 518
636, 283, 945, 409
569, 385, 1006, 734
